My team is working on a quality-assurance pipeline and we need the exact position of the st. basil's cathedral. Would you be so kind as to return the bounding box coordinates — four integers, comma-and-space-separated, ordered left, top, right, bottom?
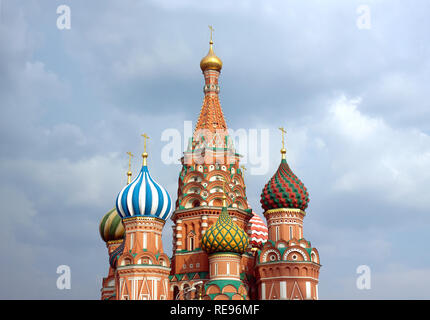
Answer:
98, 32, 321, 300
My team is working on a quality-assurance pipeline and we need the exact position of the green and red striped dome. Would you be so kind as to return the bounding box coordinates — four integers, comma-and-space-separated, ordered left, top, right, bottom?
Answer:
260, 158, 309, 211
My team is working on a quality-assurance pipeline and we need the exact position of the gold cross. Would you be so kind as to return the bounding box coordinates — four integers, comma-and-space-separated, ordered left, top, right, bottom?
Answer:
279, 127, 287, 149
208, 25, 214, 42
141, 133, 150, 153
240, 165, 246, 174
126, 151, 134, 171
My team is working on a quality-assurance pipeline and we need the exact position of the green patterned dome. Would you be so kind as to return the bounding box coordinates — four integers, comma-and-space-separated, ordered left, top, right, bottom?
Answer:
99, 208, 125, 242
260, 157, 309, 211
201, 206, 248, 254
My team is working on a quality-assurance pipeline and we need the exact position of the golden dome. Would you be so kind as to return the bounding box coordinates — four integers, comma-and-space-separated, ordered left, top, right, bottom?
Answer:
200, 40, 223, 72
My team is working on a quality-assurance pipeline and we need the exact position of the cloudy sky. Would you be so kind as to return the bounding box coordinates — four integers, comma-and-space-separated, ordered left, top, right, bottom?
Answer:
1, 0, 429, 299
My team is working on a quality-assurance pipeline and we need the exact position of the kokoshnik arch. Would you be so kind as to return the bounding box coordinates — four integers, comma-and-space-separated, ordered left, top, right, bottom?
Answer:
98, 29, 321, 300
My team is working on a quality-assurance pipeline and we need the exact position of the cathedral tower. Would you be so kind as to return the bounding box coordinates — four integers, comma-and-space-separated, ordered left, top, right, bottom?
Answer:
256, 128, 321, 300
114, 141, 173, 300
169, 28, 255, 299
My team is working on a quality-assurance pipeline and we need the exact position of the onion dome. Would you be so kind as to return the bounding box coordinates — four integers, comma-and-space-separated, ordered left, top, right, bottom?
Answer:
116, 153, 172, 220
99, 208, 125, 242
202, 206, 248, 255
248, 211, 268, 248
260, 148, 309, 211
200, 40, 222, 72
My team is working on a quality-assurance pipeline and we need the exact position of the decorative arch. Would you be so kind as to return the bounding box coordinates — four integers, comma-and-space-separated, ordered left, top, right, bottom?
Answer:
233, 196, 247, 209
205, 284, 221, 295
232, 184, 246, 197
276, 240, 288, 249
135, 251, 157, 265
184, 171, 204, 184
261, 248, 281, 263
311, 248, 320, 264
183, 182, 203, 194
118, 252, 134, 266
207, 193, 231, 207
231, 173, 245, 186
181, 194, 205, 209
206, 170, 230, 183
207, 180, 229, 193
282, 247, 309, 262
157, 252, 171, 267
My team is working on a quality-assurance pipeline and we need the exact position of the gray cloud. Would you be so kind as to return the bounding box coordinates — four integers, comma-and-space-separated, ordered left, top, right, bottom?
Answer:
0, 0, 429, 299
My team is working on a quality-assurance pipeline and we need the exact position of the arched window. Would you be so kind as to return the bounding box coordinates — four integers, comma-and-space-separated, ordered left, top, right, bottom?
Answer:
192, 200, 200, 208
187, 231, 196, 251
189, 237, 194, 251
173, 286, 179, 300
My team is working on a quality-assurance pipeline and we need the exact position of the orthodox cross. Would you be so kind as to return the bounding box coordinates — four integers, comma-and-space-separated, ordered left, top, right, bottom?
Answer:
208, 25, 214, 42
126, 151, 134, 171
141, 133, 150, 153
279, 127, 287, 149
126, 151, 134, 184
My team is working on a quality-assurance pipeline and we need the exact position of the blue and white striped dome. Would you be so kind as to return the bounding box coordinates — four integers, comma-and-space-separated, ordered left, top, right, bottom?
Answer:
115, 163, 172, 220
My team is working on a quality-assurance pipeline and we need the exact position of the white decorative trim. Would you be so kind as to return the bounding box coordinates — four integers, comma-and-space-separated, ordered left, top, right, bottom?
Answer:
262, 249, 281, 263
282, 248, 308, 261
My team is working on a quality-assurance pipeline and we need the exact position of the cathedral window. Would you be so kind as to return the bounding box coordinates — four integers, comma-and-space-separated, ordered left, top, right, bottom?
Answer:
188, 236, 195, 251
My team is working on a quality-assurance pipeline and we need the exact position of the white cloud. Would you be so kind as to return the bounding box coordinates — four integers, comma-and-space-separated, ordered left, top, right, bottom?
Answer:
314, 95, 430, 210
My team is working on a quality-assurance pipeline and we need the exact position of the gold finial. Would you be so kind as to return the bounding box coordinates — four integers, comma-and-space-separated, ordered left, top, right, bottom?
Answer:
141, 133, 150, 166
279, 127, 287, 159
208, 25, 214, 44
126, 151, 134, 184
